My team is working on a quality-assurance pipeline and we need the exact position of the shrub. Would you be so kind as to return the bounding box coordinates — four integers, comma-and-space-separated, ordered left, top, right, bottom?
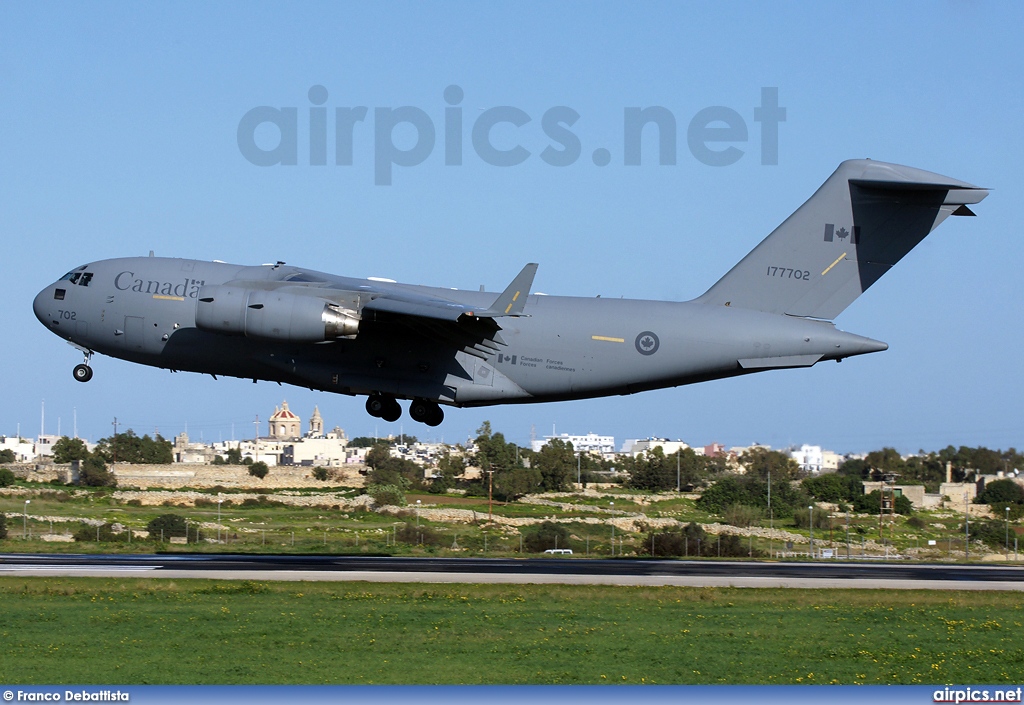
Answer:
907, 516, 927, 529
79, 455, 116, 487
639, 523, 760, 558
852, 489, 913, 515
723, 504, 763, 528
524, 521, 570, 552
0, 512, 7, 539
792, 507, 833, 530
194, 498, 215, 507
312, 467, 331, 481
146, 514, 188, 540
367, 484, 406, 507
976, 479, 1024, 505
989, 502, 1024, 521
0, 468, 17, 487
248, 461, 269, 479
72, 522, 122, 542
968, 519, 1016, 550
396, 522, 444, 546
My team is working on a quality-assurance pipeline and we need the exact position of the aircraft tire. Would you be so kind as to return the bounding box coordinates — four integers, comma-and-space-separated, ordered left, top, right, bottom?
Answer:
73, 364, 93, 383
425, 405, 444, 427
381, 397, 402, 423
409, 399, 432, 424
365, 395, 386, 418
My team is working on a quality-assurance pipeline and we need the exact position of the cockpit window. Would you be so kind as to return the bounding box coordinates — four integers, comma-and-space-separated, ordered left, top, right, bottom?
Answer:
59, 271, 93, 287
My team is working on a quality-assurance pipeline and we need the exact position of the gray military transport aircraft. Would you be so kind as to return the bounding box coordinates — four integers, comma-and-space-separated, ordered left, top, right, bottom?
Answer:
33, 159, 987, 427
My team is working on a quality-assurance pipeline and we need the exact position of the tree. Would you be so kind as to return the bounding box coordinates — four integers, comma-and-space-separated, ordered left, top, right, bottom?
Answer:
248, 461, 269, 479
852, 489, 912, 515
697, 475, 810, 518
976, 479, 1024, 505
52, 436, 90, 464
740, 447, 802, 481
224, 447, 243, 465
472, 422, 523, 474
802, 473, 863, 503
524, 521, 570, 552
532, 438, 576, 492
0, 449, 16, 463
94, 430, 172, 464
626, 447, 674, 491
431, 451, 466, 493
146, 514, 187, 539
0, 468, 15, 487
79, 455, 116, 487
0, 513, 7, 539
365, 444, 422, 489
493, 467, 543, 501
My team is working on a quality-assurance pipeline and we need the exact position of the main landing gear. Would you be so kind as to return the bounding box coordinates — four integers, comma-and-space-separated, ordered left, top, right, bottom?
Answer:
365, 394, 445, 426
409, 398, 444, 427
365, 394, 402, 423
72, 351, 94, 383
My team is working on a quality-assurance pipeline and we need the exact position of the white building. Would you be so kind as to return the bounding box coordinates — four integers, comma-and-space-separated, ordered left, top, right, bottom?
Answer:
531, 432, 616, 456
1, 436, 37, 462
785, 445, 843, 474
790, 444, 823, 474
621, 438, 690, 458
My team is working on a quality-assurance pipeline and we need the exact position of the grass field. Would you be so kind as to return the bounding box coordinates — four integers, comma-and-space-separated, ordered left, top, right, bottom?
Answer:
0, 578, 1021, 685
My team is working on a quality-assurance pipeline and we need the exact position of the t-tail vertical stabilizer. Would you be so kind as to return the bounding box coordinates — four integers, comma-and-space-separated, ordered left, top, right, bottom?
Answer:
696, 160, 988, 319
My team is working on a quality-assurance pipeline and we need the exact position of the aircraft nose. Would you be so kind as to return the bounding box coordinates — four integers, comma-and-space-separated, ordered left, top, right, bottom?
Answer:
33, 286, 53, 326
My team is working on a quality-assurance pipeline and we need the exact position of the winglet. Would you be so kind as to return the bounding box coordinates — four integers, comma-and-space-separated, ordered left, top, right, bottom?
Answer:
480, 263, 538, 317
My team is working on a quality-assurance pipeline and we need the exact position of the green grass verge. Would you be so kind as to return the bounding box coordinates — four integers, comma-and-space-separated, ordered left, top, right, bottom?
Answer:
0, 578, 1021, 684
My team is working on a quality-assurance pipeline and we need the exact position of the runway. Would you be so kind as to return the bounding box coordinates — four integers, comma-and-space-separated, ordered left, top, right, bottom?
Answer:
2, 553, 1023, 590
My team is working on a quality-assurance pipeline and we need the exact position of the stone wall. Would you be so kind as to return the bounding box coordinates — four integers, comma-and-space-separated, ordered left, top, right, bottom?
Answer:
112, 463, 367, 489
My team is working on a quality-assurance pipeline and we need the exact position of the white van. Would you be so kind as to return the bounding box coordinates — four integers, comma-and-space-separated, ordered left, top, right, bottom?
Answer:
543, 548, 573, 555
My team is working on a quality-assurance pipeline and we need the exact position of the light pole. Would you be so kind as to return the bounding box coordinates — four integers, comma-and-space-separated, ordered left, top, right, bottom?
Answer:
1007, 506, 1011, 559
609, 501, 614, 556
846, 511, 851, 559
808, 505, 814, 558
217, 499, 223, 542
577, 453, 581, 485
416, 499, 421, 527
676, 452, 680, 492
23, 500, 30, 539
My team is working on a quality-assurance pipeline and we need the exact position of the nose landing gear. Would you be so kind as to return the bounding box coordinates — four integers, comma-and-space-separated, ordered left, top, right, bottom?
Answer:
72, 350, 94, 383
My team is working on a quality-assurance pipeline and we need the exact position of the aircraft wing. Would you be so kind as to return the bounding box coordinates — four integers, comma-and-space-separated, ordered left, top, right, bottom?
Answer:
361, 263, 538, 323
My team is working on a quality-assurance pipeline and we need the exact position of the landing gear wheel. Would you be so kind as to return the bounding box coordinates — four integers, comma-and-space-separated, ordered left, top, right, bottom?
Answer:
381, 397, 402, 423
410, 398, 444, 426
366, 394, 402, 422
366, 394, 385, 418
73, 364, 93, 383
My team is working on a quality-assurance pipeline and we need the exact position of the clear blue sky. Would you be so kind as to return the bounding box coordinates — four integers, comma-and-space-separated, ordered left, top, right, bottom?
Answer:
2, 1, 1021, 454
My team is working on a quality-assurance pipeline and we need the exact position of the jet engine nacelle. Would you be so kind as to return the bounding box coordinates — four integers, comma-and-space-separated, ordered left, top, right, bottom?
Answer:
195, 285, 359, 343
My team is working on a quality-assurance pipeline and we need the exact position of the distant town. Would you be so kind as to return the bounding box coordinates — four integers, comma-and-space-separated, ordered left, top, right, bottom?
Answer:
4, 399, 850, 473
